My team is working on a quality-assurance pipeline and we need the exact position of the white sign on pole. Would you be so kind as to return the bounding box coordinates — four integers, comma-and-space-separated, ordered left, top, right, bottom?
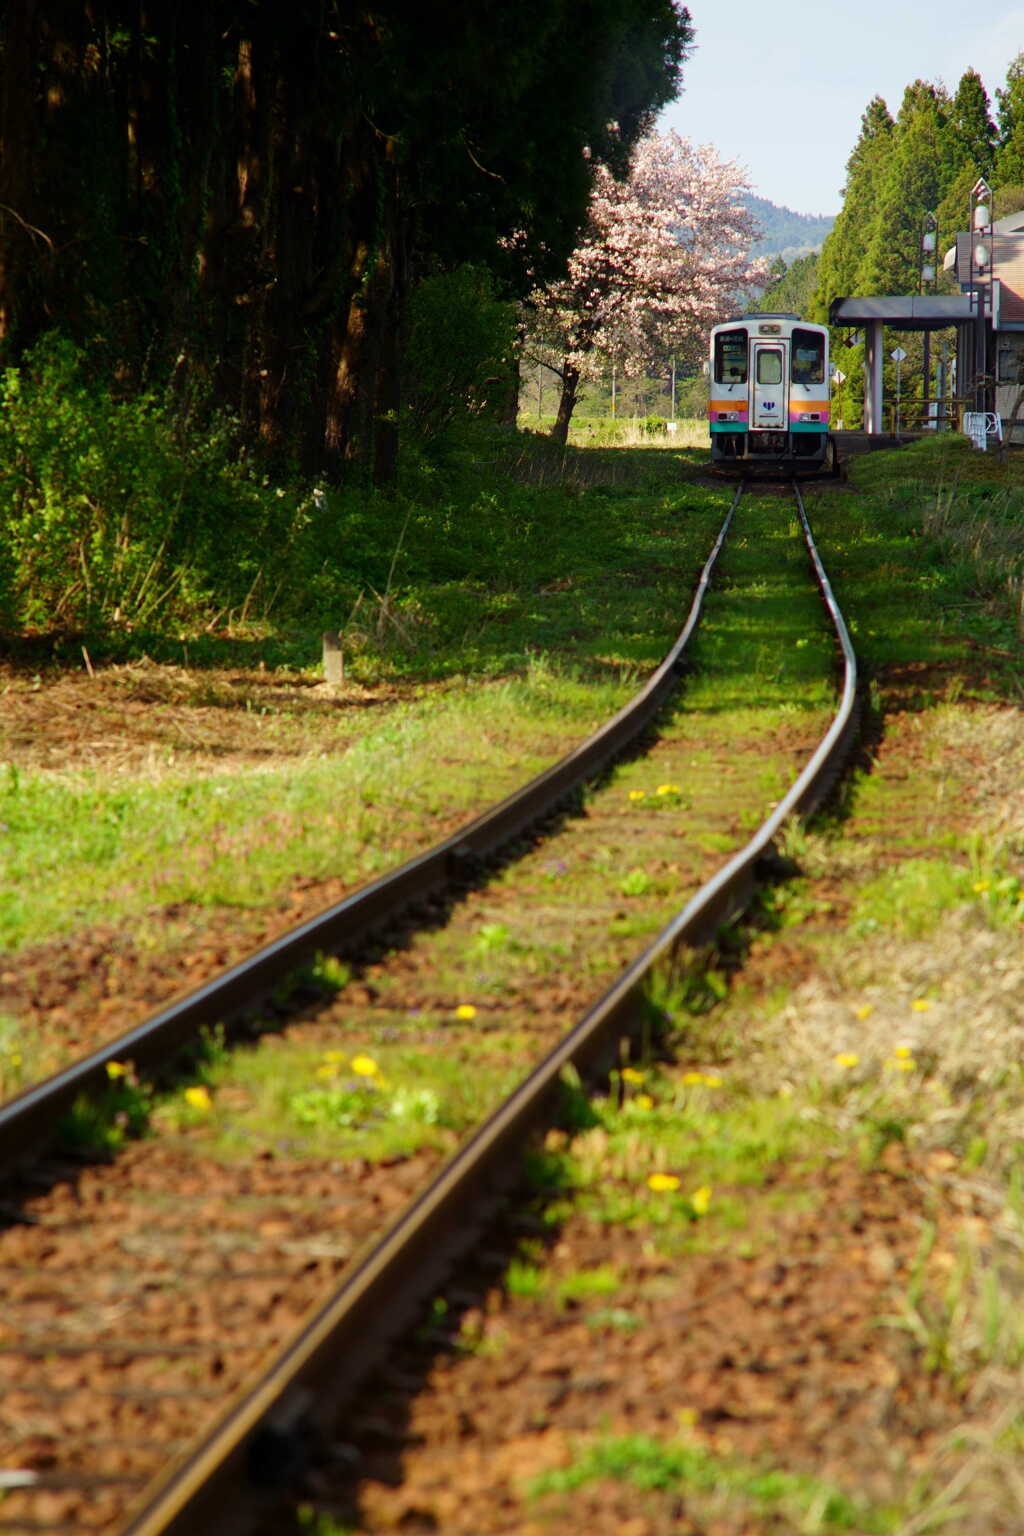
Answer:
832, 369, 846, 384
890, 347, 907, 362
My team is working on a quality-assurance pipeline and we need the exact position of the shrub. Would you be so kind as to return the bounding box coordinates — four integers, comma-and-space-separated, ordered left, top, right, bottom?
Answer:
640, 415, 666, 436
404, 265, 516, 441
0, 334, 314, 631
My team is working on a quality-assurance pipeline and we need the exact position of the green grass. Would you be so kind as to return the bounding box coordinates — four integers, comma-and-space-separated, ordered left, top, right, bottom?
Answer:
526, 1432, 897, 1531
849, 857, 979, 938
506, 1259, 621, 1307
149, 1028, 528, 1161
542, 1062, 835, 1249
152, 472, 847, 1165
0, 664, 628, 951
811, 437, 1024, 681
684, 500, 837, 717
2, 444, 732, 954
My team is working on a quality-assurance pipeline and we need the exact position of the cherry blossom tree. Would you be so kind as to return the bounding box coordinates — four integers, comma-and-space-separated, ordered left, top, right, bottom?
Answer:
524, 131, 768, 443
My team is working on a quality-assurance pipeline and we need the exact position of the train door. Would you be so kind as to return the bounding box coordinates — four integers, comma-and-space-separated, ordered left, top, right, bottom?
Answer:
751, 342, 787, 430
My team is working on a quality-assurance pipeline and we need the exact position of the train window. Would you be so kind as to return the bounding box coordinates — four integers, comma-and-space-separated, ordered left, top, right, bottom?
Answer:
756, 348, 782, 385
715, 329, 747, 383
791, 328, 825, 384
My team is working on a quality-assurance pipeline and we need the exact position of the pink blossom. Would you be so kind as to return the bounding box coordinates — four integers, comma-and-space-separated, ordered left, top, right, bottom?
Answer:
526, 131, 769, 387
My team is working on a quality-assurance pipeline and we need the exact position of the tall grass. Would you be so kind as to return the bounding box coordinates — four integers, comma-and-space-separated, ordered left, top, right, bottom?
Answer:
850, 436, 1024, 642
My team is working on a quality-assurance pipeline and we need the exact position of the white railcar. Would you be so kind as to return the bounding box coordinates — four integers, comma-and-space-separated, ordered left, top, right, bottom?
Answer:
708, 314, 832, 470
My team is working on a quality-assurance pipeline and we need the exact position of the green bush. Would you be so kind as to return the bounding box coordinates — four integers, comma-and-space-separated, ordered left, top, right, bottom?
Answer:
404, 265, 516, 441
0, 334, 318, 631
639, 415, 666, 436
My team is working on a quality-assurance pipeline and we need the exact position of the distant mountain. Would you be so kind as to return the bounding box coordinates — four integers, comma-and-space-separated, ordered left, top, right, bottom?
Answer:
742, 195, 835, 262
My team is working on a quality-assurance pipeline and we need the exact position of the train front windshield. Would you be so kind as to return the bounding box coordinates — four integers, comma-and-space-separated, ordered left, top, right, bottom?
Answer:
714, 329, 747, 383
791, 329, 825, 385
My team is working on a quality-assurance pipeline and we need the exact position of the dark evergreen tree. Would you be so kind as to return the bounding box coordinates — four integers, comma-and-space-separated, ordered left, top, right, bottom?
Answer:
810, 96, 894, 320
756, 253, 819, 317
948, 69, 996, 178
995, 53, 1024, 186
0, 0, 692, 484
858, 82, 949, 294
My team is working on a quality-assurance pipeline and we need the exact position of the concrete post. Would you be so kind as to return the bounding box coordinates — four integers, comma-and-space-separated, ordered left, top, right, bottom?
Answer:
322, 631, 344, 688
872, 314, 884, 430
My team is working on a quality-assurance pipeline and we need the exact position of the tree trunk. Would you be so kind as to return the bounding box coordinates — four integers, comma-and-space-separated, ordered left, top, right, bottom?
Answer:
550, 361, 580, 446
0, 0, 41, 345
370, 252, 402, 489
323, 237, 371, 479
498, 346, 522, 428
369, 160, 404, 490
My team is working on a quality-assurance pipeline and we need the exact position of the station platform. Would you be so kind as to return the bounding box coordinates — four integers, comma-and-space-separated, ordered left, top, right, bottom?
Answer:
831, 431, 906, 455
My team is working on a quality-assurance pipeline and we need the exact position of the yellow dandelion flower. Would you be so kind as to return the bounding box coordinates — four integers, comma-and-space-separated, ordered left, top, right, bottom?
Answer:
690, 1186, 712, 1216
894, 1057, 917, 1073
973, 879, 991, 894
893, 1045, 913, 1059
911, 999, 932, 1013
656, 783, 681, 796
105, 1060, 128, 1080
628, 789, 646, 802
833, 1052, 860, 1069
350, 1054, 379, 1077
635, 1094, 654, 1110
682, 1070, 706, 1085
454, 1004, 477, 1020
184, 1085, 212, 1112
855, 1003, 874, 1021
647, 1172, 681, 1192
621, 1066, 646, 1084
703, 1074, 723, 1089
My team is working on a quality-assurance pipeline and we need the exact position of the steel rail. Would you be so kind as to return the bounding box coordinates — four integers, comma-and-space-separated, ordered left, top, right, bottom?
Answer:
117, 483, 859, 1536
0, 489, 741, 1172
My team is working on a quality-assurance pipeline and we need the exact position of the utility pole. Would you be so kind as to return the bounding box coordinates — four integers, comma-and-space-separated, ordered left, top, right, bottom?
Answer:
921, 211, 937, 427
970, 179, 993, 416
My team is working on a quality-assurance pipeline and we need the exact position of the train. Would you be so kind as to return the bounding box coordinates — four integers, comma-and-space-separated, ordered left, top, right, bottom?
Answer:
708, 314, 835, 472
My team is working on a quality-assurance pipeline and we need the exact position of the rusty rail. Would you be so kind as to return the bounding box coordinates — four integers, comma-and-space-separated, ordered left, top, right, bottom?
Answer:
0, 490, 741, 1172
117, 481, 859, 1536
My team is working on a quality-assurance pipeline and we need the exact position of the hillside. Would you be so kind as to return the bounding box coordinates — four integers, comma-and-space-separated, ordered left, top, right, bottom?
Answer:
742, 194, 835, 261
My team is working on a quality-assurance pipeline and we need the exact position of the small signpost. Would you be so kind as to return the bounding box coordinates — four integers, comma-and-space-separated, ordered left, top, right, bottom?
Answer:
890, 347, 907, 433
831, 368, 846, 432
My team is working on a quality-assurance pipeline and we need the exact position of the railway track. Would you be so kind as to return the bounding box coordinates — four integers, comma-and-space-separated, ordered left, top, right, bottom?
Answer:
0, 480, 857, 1536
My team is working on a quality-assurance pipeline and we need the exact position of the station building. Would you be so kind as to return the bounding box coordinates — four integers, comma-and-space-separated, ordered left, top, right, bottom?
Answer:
829, 197, 1024, 445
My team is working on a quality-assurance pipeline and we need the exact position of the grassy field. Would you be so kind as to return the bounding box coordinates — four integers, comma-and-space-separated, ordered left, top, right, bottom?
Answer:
5, 426, 1024, 1532
287, 434, 1024, 1535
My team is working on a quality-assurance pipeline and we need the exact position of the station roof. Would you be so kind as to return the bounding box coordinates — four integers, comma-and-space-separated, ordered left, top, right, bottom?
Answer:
829, 294, 974, 331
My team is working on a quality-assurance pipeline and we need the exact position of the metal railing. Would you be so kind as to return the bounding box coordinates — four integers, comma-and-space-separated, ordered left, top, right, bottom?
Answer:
886, 397, 975, 435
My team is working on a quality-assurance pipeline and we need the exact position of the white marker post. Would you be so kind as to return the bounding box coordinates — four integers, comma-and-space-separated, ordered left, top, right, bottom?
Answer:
890, 347, 907, 434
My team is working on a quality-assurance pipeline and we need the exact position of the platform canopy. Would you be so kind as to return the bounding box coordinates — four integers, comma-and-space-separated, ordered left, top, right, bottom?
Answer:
827, 295, 979, 434
829, 295, 974, 331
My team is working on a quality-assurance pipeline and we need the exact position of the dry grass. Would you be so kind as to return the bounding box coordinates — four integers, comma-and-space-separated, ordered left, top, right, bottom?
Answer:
662, 700, 1024, 1532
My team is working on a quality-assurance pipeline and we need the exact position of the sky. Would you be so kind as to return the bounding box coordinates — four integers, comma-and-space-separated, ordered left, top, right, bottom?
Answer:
658, 0, 1024, 214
